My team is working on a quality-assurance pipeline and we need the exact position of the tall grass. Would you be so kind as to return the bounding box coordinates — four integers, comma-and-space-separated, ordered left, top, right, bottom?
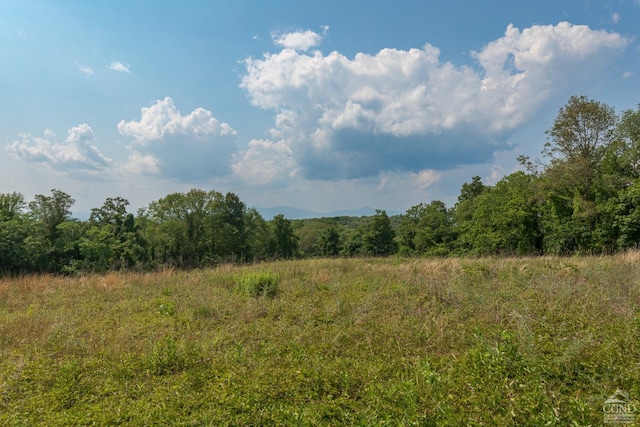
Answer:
1, 254, 639, 424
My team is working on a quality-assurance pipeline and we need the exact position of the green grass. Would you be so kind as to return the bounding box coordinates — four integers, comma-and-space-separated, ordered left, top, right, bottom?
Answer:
235, 270, 280, 298
1, 255, 640, 425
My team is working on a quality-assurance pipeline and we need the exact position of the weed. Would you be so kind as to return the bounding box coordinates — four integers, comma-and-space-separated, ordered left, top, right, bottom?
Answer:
154, 298, 176, 316
235, 270, 279, 298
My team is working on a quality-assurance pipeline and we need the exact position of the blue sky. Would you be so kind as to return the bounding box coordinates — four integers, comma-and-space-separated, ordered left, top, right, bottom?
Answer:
1, 0, 639, 217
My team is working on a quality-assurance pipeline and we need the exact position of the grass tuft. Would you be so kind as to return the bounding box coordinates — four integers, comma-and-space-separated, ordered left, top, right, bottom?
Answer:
235, 270, 280, 298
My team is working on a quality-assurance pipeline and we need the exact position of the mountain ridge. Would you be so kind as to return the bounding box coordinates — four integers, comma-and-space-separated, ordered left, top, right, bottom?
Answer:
256, 206, 400, 220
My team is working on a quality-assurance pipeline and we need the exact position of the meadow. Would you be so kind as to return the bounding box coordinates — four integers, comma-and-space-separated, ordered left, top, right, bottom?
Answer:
1, 253, 639, 425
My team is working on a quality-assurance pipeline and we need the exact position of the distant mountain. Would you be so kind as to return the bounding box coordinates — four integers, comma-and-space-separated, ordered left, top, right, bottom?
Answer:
256, 206, 400, 220
74, 206, 400, 221
256, 206, 320, 220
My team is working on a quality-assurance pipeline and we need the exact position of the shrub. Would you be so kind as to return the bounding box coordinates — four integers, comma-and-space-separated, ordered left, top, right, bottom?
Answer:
236, 270, 280, 297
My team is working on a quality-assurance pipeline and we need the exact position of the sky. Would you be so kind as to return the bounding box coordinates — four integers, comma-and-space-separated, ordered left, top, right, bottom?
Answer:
1, 0, 640, 217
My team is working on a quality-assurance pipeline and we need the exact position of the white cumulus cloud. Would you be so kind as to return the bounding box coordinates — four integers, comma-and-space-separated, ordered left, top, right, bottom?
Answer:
237, 22, 627, 183
108, 61, 131, 73
413, 170, 442, 190
272, 29, 324, 51
123, 152, 160, 175
6, 124, 113, 178
118, 97, 238, 181
231, 138, 296, 184
79, 65, 94, 76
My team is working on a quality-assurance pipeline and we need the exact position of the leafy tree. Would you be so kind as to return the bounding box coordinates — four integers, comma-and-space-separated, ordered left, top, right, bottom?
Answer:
244, 208, 275, 261
463, 172, 541, 255
538, 96, 618, 253
56, 220, 89, 272
544, 95, 616, 164
271, 214, 298, 258
293, 220, 323, 257
452, 176, 487, 253
340, 229, 363, 256
28, 189, 75, 240
453, 176, 487, 224
210, 192, 247, 262
0, 217, 49, 274
80, 197, 143, 271
141, 189, 216, 268
317, 227, 341, 256
610, 105, 640, 180
360, 210, 396, 256
398, 200, 453, 256
79, 226, 119, 272
26, 189, 77, 270
139, 189, 277, 266
457, 176, 486, 204
89, 197, 132, 227
0, 192, 25, 221
397, 205, 421, 255
611, 181, 640, 249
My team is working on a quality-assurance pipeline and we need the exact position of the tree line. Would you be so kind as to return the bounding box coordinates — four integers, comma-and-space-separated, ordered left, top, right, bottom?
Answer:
0, 189, 299, 274
1, 96, 639, 274
394, 95, 640, 257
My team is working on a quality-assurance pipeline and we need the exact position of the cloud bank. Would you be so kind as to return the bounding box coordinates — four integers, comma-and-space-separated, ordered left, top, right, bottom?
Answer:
236, 22, 627, 184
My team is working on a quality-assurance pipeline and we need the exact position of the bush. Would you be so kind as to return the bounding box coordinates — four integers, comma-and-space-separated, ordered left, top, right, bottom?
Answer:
236, 270, 280, 297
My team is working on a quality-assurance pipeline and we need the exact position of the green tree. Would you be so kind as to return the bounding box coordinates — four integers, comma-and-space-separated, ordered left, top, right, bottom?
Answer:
463, 172, 541, 255
360, 210, 396, 256
0, 192, 51, 273
244, 208, 275, 261
611, 181, 640, 249
80, 197, 143, 271
141, 189, 264, 267
28, 189, 75, 240
610, 105, 640, 180
141, 189, 217, 268
539, 96, 618, 254
340, 229, 363, 256
317, 227, 341, 256
0, 192, 25, 221
398, 200, 453, 256
210, 192, 247, 262
271, 214, 298, 258
56, 220, 89, 272
452, 176, 487, 253
544, 95, 616, 164
26, 189, 77, 270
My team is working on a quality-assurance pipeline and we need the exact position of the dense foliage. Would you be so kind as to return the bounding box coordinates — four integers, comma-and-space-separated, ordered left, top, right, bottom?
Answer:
2, 96, 640, 274
0, 189, 299, 275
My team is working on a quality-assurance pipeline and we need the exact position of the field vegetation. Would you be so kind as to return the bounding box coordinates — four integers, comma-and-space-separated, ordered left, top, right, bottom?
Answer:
2, 254, 639, 425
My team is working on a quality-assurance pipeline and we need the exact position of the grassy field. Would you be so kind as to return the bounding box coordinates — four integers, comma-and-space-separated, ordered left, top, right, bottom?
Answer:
1, 254, 640, 425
